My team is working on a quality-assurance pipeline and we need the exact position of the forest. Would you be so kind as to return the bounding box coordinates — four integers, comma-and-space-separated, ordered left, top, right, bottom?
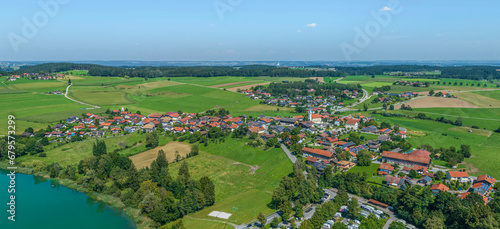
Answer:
3, 63, 500, 80
2, 63, 344, 78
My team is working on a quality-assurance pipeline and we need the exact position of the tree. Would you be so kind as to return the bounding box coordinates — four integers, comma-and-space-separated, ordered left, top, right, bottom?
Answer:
454, 117, 463, 126
177, 161, 191, 187
363, 103, 368, 111
279, 201, 292, 221
423, 216, 445, 229
92, 140, 107, 157
200, 176, 215, 206
389, 221, 406, 229
357, 151, 372, 166
459, 144, 471, 158
380, 122, 391, 129
68, 79, 72, 85
270, 217, 280, 228
145, 132, 159, 148
257, 212, 266, 227
347, 198, 360, 219
409, 169, 418, 178
389, 105, 394, 110
435, 170, 445, 180
429, 90, 435, 96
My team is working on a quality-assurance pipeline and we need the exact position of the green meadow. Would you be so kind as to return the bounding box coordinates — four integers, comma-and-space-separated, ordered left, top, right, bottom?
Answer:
169, 138, 293, 224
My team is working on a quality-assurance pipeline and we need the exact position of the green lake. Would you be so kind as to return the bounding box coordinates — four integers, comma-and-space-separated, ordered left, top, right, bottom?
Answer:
0, 169, 136, 229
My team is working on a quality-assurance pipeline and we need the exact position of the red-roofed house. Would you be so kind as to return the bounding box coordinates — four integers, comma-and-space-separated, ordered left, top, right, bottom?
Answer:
302, 147, 334, 160
378, 163, 395, 175
446, 171, 471, 183
477, 174, 496, 186
306, 156, 318, 165
430, 183, 449, 194
381, 151, 430, 167
345, 119, 359, 130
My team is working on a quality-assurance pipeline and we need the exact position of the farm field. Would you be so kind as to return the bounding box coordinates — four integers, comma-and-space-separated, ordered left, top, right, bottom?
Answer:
0, 75, 308, 134
397, 96, 478, 108
0, 93, 90, 134
169, 138, 293, 224
471, 90, 500, 101
130, 141, 191, 169
394, 108, 500, 130
454, 92, 500, 108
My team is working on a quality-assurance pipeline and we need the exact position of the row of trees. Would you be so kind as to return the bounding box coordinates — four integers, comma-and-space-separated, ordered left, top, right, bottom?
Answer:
5, 63, 343, 79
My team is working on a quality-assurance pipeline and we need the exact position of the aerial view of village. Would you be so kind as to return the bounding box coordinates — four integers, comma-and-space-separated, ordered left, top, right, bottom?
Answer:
2, 1, 500, 229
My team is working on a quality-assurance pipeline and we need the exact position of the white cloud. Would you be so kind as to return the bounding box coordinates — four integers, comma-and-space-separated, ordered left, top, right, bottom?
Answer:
208, 24, 216, 27
297, 30, 302, 33
306, 23, 317, 27
379, 6, 392, 11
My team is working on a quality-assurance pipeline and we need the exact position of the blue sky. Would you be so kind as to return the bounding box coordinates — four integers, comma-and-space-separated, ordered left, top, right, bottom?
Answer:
2, 0, 500, 61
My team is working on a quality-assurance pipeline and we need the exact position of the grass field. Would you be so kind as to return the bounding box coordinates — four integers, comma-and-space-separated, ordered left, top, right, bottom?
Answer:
394, 108, 500, 130
455, 91, 500, 108
347, 163, 385, 184
130, 141, 191, 169
16, 133, 171, 167
0, 75, 307, 134
168, 138, 293, 224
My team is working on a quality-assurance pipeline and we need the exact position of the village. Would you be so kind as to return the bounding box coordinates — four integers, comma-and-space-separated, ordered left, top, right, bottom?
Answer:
22, 103, 498, 229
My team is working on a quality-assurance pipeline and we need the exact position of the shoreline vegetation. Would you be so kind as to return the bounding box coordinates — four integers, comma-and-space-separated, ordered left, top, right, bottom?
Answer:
0, 162, 153, 229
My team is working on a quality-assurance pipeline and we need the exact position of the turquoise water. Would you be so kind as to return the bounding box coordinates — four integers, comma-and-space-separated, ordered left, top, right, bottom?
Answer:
0, 169, 137, 229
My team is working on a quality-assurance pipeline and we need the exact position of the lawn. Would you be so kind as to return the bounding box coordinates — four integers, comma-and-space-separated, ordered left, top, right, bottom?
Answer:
347, 163, 385, 184
454, 92, 500, 108
169, 138, 293, 224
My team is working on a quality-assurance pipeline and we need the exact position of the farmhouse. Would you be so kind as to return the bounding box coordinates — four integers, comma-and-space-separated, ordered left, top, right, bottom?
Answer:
302, 147, 334, 160
381, 151, 431, 167
446, 171, 470, 183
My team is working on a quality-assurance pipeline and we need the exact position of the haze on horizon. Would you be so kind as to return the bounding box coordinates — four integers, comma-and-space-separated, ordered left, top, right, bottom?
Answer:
2, 0, 500, 62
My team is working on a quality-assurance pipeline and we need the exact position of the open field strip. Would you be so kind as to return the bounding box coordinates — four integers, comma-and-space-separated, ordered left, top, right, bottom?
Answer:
130, 141, 191, 169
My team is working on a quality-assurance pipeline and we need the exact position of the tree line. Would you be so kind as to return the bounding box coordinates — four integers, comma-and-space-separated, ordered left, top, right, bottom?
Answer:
34, 140, 215, 228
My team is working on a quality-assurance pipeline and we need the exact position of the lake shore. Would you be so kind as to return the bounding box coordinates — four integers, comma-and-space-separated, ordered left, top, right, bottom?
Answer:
0, 161, 154, 229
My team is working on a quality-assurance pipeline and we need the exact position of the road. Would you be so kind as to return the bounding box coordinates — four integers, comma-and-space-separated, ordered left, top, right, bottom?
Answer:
333, 77, 371, 113
64, 84, 100, 109
281, 143, 297, 164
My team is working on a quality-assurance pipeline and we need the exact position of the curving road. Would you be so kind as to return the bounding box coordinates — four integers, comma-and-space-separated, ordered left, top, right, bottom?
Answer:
64, 84, 100, 109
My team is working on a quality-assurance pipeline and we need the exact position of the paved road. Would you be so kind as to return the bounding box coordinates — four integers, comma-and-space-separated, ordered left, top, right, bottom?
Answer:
64, 84, 101, 108
281, 143, 297, 164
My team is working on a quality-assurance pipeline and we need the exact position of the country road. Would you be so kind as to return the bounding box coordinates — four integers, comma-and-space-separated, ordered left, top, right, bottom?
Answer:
64, 84, 100, 109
